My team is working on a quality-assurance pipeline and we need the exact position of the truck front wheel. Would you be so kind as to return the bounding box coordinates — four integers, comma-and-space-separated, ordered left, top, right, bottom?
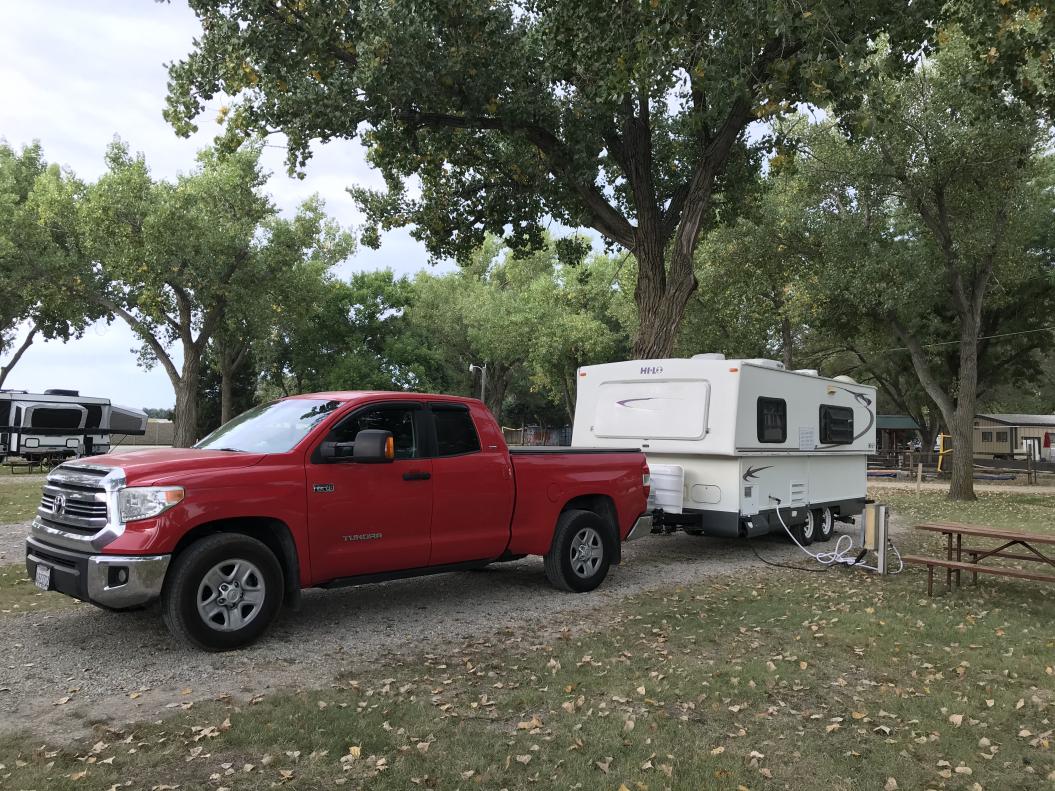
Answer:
161, 533, 284, 651
544, 509, 614, 593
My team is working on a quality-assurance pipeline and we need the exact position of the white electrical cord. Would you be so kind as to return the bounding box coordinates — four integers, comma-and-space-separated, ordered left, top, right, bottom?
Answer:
769, 496, 903, 574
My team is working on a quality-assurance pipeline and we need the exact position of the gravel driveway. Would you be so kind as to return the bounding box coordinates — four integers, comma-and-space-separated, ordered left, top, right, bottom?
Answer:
0, 519, 855, 740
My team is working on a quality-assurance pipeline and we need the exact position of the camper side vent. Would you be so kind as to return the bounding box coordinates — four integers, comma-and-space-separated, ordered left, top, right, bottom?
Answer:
789, 480, 808, 506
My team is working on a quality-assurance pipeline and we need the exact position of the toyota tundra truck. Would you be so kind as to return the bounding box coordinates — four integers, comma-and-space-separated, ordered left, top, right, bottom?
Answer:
25, 392, 651, 650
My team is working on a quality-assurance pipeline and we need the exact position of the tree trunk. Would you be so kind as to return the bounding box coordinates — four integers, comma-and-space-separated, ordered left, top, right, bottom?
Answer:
945, 319, 980, 500
946, 407, 976, 500
172, 357, 201, 448
486, 369, 511, 424
893, 305, 981, 502
218, 343, 247, 426
780, 315, 794, 370
560, 373, 575, 424
220, 370, 234, 426
631, 247, 696, 359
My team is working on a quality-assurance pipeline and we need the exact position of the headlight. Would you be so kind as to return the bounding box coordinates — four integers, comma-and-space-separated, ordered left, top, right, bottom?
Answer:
118, 486, 185, 522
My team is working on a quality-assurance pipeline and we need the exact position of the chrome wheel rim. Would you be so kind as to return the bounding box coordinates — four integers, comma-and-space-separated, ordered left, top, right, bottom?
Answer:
196, 558, 266, 632
569, 527, 604, 578
802, 511, 815, 540
820, 508, 834, 536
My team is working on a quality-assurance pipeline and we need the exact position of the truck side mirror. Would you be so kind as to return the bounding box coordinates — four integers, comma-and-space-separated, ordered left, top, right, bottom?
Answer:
352, 429, 395, 463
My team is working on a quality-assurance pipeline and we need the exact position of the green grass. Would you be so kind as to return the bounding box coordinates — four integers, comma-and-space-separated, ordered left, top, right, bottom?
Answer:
0, 563, 81, 615
874, 488, 1055, 536
1, 489, 1052, 789
0, 475, 45, 523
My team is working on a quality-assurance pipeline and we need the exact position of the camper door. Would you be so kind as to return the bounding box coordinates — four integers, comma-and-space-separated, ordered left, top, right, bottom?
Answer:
592, 379, 710, 441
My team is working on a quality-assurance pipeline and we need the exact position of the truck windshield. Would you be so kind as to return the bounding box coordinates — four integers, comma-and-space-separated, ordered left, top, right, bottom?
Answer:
195, 399, 341, 454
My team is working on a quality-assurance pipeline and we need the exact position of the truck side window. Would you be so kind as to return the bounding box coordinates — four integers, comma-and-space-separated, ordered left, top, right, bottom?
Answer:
432, 406, 481, 456
330, 407, 418, 459
757, 397, 787, 443
819, 405, 855, 444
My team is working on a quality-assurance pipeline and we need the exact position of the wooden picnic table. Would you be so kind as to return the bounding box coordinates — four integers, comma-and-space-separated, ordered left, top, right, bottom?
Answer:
6, 458, 44, 474
905, 522, 1055, 595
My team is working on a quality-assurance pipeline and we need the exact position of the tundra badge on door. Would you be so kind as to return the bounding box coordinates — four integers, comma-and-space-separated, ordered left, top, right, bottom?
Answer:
313, 483, 334, 493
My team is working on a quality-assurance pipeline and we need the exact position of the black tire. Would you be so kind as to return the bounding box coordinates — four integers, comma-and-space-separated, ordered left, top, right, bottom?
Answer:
793, 511, 816, 546
684, 529, 706, 536
544, 509, 614, 593
814, 507, 835, 542
161, 533, 284, 652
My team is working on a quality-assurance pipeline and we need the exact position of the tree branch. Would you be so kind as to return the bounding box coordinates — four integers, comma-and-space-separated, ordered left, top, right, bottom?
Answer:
0, 323, 39, 389
890, 314, 954, 423
395, 109, 636, 248
95, 296, 181, 385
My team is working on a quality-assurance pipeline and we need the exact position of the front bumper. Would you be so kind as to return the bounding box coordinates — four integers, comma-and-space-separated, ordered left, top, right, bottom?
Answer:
625, 513, 654, 541
25, 537, 170, 609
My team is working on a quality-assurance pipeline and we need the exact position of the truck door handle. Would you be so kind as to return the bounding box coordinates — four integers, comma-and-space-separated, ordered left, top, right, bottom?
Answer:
403, 470, 431, 481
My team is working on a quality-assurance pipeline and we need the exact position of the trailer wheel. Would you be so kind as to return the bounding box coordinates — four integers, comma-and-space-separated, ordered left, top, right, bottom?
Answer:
544, 509, 613, 593
794, 511, 816, 546
162, 533, 284, 652
814, 508, 835, 542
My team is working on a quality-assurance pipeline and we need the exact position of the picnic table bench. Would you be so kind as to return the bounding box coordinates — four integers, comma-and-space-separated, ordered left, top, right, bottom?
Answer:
903, 522, 1055, 596
5, 457, 44, 474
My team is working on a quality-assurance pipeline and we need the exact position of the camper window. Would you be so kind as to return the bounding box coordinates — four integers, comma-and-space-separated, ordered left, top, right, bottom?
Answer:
757, 398, 787, 443
981, 431, 993, 442
996, 430, 1008, 443
819, 405, 854, 444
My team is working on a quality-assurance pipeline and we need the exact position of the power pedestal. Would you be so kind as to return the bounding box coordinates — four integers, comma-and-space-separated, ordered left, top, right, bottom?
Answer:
862, 502, 891, 575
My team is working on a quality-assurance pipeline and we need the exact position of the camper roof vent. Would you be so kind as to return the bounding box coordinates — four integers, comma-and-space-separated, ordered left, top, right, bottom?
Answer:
832, 375, 858, 384
794, 369, 819, 376
44, 389, 80, 397
744, 359, 785, 370
691, 353, 726, 361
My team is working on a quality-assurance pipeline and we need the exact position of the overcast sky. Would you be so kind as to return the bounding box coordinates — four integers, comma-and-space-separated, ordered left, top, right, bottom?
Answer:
0, 0, 452, 409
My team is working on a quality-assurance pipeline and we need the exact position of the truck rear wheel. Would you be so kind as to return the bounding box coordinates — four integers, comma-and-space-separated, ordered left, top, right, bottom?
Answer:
162, 533, 284, 652
544, 509, 613, 593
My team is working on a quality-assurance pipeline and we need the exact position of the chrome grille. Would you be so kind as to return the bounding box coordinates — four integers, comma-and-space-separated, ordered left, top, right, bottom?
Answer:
37, 469, 110, 537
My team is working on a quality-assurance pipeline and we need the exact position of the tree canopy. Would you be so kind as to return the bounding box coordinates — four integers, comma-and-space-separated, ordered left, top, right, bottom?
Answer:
67, 141, 354, 446
0, 142, 98, 387
712, 33, 1055, 499
165, 0, 938, 357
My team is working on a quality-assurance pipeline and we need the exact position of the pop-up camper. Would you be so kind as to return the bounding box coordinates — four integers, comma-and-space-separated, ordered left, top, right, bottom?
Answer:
571, 355, 877, 544
0, 389, 147, 465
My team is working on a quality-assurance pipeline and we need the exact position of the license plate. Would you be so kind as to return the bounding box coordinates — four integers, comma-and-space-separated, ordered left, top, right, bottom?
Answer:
34, 564, 51, 591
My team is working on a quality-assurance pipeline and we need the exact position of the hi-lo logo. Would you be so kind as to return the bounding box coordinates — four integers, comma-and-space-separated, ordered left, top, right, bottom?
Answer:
640, 365, 664, 375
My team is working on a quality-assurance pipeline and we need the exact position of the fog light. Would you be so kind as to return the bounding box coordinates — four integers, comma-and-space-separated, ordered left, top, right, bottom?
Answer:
108, 567, 129, 587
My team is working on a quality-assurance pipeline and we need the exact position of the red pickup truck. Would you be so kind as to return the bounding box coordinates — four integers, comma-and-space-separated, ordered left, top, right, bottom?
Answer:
26, 392, 651, 650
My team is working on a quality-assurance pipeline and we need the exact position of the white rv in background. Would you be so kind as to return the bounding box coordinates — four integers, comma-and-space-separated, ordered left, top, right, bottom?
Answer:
572, 355, 877, 544
0, 390, 148, 465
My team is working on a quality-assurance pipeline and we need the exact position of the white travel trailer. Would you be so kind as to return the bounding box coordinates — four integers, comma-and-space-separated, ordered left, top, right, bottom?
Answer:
571, 355, 877, 543
0, 390, 148, 464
